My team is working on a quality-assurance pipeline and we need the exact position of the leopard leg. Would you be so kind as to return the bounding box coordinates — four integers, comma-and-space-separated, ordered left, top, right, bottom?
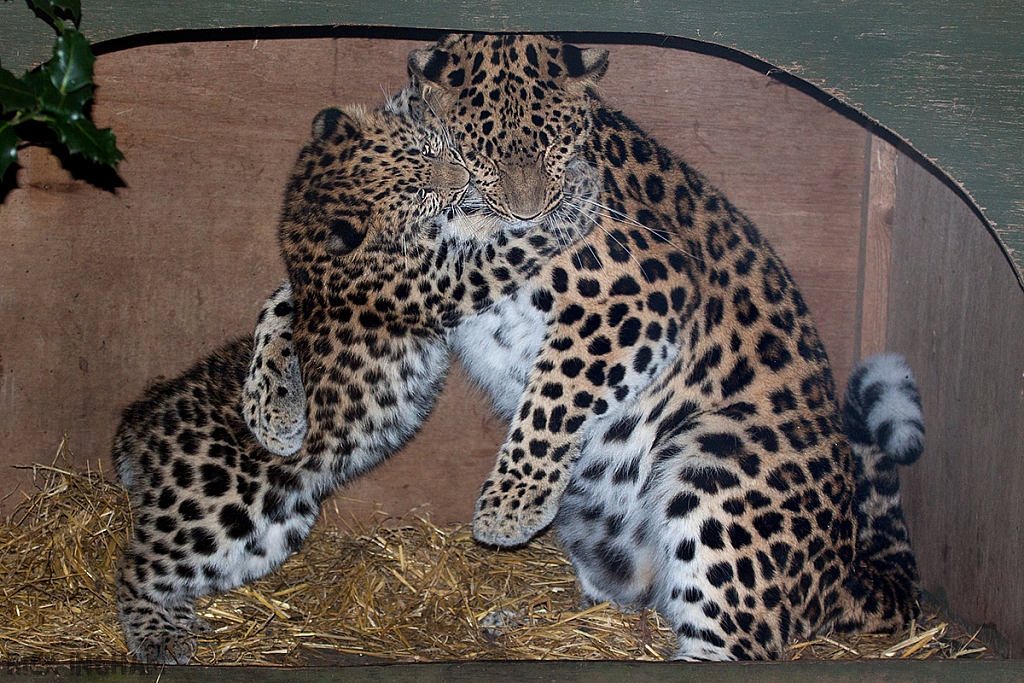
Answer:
116, 546, 207, 665
472, 284, 682, 546
242, 280, 307, 456
555, 405, 743, 660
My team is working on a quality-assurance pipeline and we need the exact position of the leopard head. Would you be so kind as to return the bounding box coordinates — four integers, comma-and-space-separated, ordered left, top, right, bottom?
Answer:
279, 106, 470, 288
409, 34, 608, 226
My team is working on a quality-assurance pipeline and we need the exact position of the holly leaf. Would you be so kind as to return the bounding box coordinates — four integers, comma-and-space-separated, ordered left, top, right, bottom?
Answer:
21, 68, 57, 101
23, 68, 93, 118
27, 0, 82, 29
0, 4, 124, 185
0, 124, 19, 178
57, 82, 93, 117
45, 30, 94, 95
21, 69, 65, 116
46, 115, 122, 167
0, 68, 38, 114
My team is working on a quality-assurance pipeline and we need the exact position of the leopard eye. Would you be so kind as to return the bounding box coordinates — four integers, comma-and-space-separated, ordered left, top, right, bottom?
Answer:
420, 139, 440, 159
417, 188, 429, 199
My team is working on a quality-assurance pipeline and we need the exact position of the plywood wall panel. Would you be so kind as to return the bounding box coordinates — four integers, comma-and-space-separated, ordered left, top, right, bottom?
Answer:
889, 154, 1024, 657
1, 38, 867, 522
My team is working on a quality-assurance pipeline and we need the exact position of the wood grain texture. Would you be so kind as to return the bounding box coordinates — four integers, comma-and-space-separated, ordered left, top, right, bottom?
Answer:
855, 134, 897, 360
889, 153, 1024, 657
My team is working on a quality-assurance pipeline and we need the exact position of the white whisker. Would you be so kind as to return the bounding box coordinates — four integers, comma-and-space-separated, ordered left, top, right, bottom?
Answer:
573, 195, 700, 262
574, 196, 673, 244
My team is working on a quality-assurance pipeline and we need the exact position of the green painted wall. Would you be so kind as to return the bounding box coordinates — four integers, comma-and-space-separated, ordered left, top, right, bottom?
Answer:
2, 1, 1021, 274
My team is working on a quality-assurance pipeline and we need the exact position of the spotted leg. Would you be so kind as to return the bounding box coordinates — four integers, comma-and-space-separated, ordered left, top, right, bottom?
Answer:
116, 556, 211, 665
471, 275, 683, 546
241, 280, 308, 456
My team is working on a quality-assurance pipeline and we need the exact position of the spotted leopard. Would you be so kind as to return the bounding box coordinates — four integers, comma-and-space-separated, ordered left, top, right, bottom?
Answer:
411, 34, 924, 659
247, 34, 924, 660
112, 103, 598, 664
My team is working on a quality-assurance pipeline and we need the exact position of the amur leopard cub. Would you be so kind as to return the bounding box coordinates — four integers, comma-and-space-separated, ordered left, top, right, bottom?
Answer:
113, 104, 598, 664
247, 34, 925, 660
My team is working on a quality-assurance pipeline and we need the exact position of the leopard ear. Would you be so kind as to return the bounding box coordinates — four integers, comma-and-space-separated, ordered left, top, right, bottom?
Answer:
311, 107, 360, 141
325, 216, 366, 257
561, 45, 609, 81
408, 46, 451, 85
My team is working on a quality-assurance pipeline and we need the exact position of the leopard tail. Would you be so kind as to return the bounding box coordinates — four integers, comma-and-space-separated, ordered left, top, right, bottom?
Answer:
835, 353, 924, 632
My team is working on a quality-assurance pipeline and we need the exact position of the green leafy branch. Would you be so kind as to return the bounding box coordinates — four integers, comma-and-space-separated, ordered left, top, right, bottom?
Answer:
1, 0, 123, 181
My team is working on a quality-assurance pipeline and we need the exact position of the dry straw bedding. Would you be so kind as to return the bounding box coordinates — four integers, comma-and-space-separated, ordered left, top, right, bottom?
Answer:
0, 438, 992, 665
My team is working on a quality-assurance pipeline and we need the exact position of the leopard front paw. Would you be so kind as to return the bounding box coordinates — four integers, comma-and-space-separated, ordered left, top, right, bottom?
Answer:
258, 352, 307, 455
242, 339, 307, 456
472, 478, 559, 547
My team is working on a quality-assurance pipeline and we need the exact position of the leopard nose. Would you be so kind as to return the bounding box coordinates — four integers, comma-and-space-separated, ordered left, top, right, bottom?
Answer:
454, 163, 470, 189
431, 160, 470, 192
498, 157, 547, 220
